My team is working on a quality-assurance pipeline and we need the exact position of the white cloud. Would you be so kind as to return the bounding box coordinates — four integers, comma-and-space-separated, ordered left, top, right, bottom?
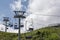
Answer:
25, 0, 60, 29
10, 0, 21, 11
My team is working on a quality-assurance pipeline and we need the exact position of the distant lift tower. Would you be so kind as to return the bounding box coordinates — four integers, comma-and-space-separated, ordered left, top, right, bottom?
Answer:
3, 17, 9, 32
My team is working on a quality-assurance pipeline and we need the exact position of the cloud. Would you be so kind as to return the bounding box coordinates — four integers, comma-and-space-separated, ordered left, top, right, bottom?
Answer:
10, 0, 21, 11
25, 0, 60, 29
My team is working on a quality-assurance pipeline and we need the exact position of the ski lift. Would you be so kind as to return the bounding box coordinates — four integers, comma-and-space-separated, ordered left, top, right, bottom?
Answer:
20, 25, 24, 27
10, 24, 13, 27
24, 27, 33, 39
7, 28, 8, 29
27, 28, 34, 31
14, 23, 18, 29
14, 25, 18, 29
26, 36, 32, 39
25, 28, 33, 39
9, 23, 13, 27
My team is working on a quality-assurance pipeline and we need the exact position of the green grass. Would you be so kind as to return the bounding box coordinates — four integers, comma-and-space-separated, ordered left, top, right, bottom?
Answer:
0, 31, 17, 40
0, 26, 60, 40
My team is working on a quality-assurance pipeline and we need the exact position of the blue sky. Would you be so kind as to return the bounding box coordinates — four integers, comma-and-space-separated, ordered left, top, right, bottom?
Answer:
0, 0, 14, 22
21, 0, 29, 11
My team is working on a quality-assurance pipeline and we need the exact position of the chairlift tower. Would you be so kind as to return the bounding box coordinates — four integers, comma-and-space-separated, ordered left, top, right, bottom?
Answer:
3, 17, 9, 32
14, 11, 26, 40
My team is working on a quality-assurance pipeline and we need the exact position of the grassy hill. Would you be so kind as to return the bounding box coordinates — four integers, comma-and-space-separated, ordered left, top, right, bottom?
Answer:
0, 26, 60, 40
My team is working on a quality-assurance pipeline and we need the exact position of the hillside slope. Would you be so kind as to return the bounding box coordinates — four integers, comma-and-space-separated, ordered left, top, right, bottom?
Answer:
0, 26, 60, 40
